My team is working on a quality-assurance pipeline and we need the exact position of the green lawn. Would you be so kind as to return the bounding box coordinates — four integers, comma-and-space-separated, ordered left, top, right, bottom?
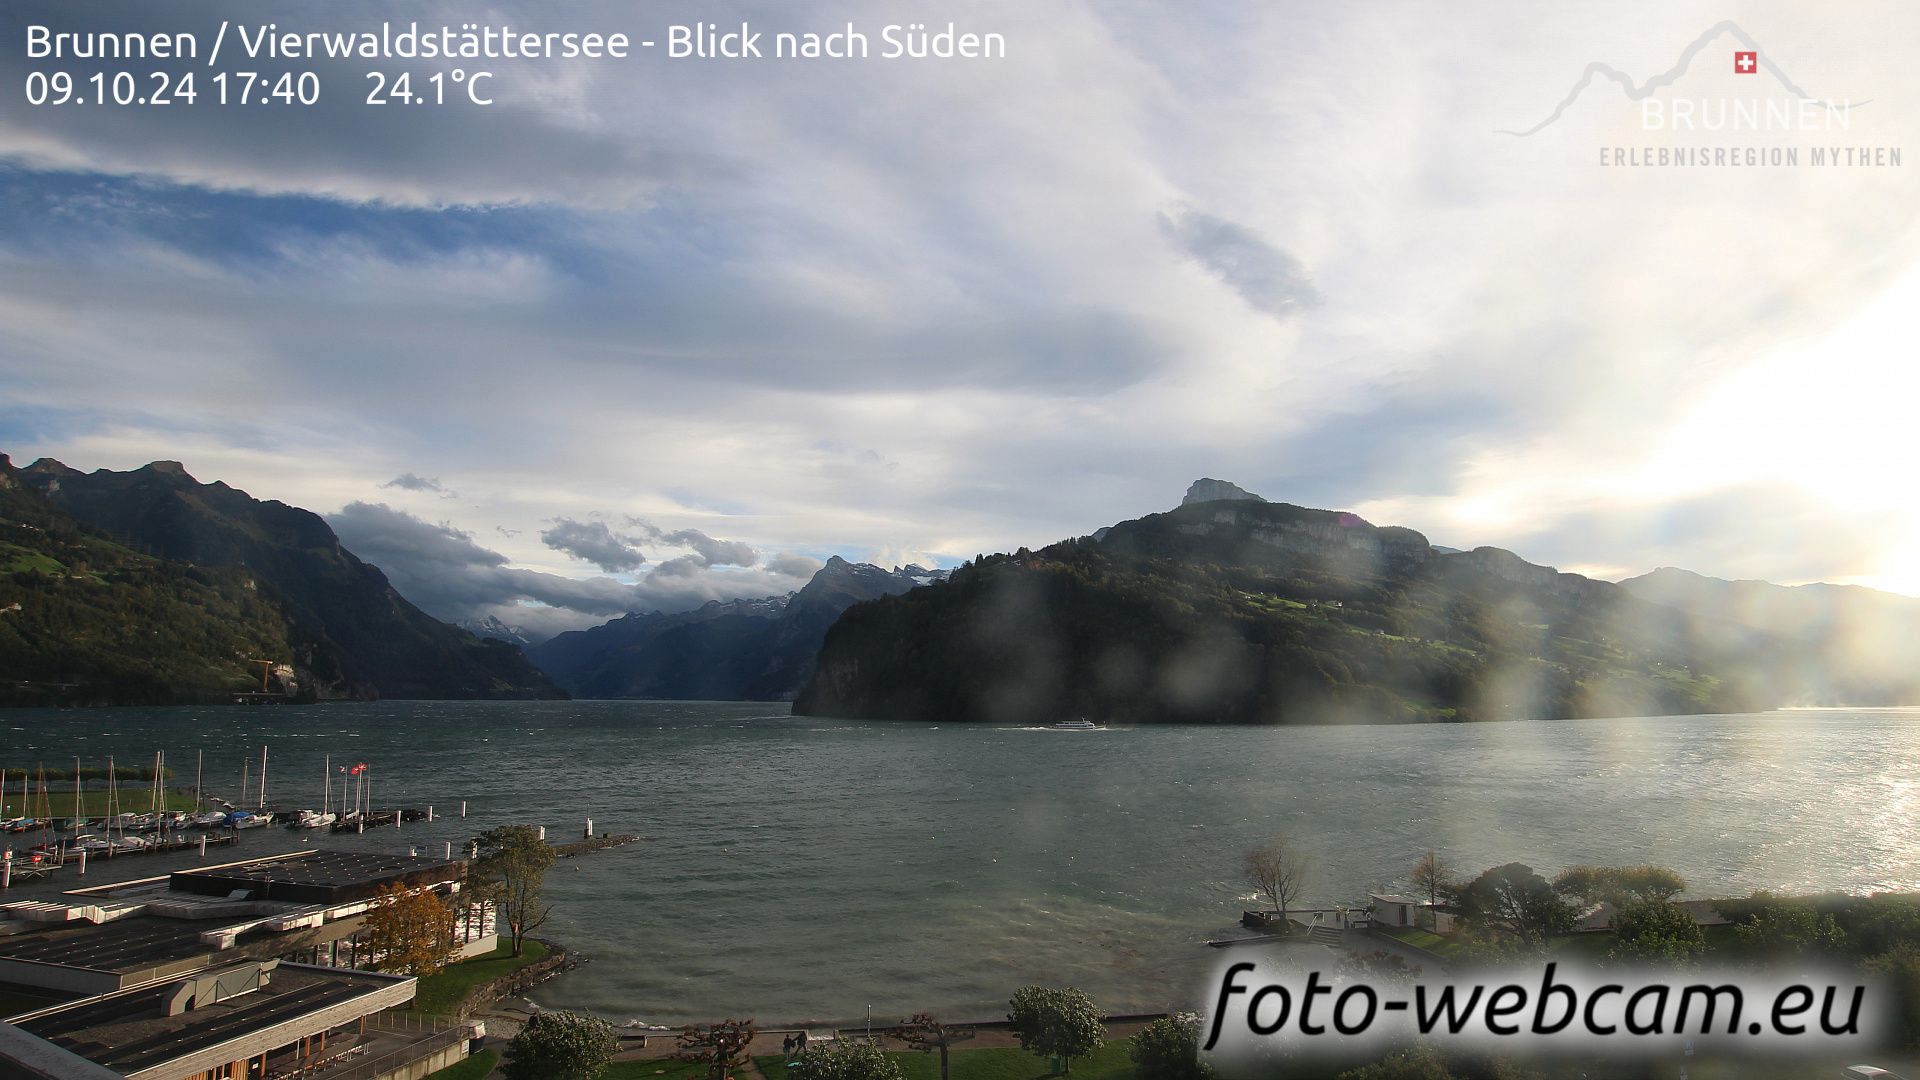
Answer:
425, 1047, 499, 1080
1, 547, 64, 575
1374, 926, 1463, 958
410, 940, 550, 1016
755, 1039, 1137, 1080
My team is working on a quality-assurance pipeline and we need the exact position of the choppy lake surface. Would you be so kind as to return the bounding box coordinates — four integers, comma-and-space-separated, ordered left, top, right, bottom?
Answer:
4, 702, 1916, 1025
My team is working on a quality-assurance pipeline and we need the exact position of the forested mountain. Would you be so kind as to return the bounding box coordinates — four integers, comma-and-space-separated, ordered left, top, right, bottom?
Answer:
529, 557, 942, 699
794, 491, 1861, 725
0, 455, 299, 706
10, 456, 562, 703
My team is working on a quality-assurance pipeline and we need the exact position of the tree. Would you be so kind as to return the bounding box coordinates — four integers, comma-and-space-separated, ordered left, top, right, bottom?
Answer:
1129, 1013, 1214, 1080
793, 1038, 905, 1080
1553, 864, 1686, 907
361, 882, 457, 976
502, 1010, 619, 1080
1336, 1046, 1543, 1080
473, 824, 556, 957
677, 1018, 758, 1080
1244, 836, 1311, 923
1607, 898, 1705, 967
1339, 950, 1422, 981
1454, 864, 1577, 947
1335, 1045, 1455, 1080
1410, 851, 1454, 931
1732, 901, 1846, 959
898, 1012, 976, 1080
1614, 864, 1686, 902
1007, 985, 1105, 1074
1865, 943, 1920, 1049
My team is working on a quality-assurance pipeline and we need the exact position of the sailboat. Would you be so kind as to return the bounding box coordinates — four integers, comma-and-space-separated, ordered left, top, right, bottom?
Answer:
290, 753, 336, 828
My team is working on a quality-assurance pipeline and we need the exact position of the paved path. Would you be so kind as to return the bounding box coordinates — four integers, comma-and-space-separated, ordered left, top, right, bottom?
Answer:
608, 1019, 1160, 1063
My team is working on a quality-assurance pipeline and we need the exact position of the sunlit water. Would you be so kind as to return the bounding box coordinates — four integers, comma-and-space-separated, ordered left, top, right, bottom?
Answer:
3, 703, 1916, 1026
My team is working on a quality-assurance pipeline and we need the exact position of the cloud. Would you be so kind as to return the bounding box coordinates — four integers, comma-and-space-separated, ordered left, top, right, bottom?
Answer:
328, 503, 822, 631
7, 1, 1920, 603
768, 553, 826, 578
624, 521, 758, 568
541, 518, 648, 573
1157, 207, 1318, 319
383, 473, 453, 496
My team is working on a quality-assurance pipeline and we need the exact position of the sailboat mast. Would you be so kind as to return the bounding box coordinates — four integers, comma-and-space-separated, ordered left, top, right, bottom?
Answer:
259, 745, 267, 810
240, 757, 249, 807
322, 754, 330, 817
195, 750, 203, 814
72, 757, 80, 834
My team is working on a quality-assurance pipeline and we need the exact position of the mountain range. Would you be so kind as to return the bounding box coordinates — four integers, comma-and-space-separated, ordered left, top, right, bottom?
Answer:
7, 455, 1917, 721
527, 557, 944, 699
794, 481, 1920, 724
3, 455, 562, 704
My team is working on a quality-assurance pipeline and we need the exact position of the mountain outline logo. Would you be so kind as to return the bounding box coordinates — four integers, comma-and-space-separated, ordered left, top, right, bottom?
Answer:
1499, 20, 1863, 136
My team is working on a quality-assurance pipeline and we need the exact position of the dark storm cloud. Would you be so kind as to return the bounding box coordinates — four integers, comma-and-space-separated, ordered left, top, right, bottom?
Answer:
1158, 208, 1318, 318
540, 518, 647, 573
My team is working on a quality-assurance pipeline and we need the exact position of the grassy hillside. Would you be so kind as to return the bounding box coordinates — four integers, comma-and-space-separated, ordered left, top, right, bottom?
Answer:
0, 465, 295, 706
15, 456, 563, 701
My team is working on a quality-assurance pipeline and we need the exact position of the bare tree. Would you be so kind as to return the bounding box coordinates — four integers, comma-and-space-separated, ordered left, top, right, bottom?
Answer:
898, 1012, 976, 1080
1410, 850, 1453, 930
676, 1018, 758, 1080
1244, 836, 1310, 924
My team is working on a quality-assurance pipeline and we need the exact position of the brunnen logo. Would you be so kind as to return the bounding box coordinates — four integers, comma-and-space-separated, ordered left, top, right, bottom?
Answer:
1499, 19, 1900, 168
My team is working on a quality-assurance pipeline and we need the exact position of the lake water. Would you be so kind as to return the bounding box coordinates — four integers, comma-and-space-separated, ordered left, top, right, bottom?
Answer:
3, 702, 1916, 1026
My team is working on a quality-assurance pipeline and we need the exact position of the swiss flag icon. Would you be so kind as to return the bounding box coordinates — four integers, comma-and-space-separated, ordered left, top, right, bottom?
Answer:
1735, 50, 1758, 74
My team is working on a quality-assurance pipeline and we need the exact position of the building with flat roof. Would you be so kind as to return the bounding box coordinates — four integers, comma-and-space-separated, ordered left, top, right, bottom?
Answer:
170, 851, 468, 907
0, 849, 493, 1079
11, 959, 421, 1079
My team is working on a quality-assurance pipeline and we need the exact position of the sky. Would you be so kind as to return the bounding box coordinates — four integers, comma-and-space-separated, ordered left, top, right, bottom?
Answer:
2, 0, 1917, 637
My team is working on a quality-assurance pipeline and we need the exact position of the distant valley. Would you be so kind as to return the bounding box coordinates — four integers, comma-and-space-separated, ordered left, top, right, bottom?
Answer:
526, 558, 943, 700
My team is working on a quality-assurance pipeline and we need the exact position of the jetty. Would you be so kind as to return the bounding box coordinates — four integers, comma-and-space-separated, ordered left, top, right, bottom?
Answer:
553, 833, 642, 859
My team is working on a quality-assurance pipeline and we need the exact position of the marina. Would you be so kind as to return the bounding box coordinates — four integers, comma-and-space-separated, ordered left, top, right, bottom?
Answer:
0, 745, 462, 891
